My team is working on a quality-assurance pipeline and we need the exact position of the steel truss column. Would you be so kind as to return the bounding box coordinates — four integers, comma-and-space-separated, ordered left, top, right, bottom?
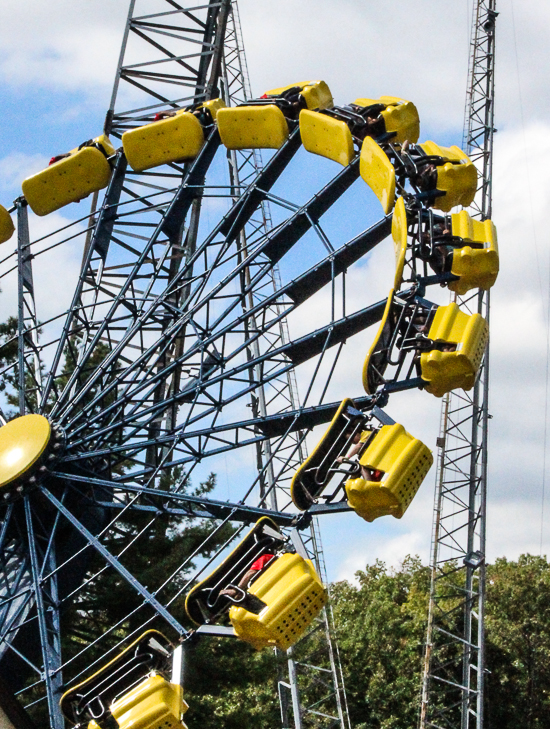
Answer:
420, 3, 496, 729
219, 7, 348, 729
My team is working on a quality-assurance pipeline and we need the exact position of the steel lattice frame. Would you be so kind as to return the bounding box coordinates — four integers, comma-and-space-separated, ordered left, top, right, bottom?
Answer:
420, 3, 497, 728
0, 2, 388, 727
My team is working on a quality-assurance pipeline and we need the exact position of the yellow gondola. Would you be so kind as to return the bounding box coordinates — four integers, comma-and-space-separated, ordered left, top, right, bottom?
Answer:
448, 210, 499, 294
420, 302, 488, 397
22, 134, 116, 216
0, 205, 14, 244
353, 96, 420, 144
122, 98, 225, 172
345, 423, 433, 522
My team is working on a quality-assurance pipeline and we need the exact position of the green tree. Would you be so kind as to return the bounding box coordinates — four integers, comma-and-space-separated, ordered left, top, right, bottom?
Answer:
330, 557, 430, 729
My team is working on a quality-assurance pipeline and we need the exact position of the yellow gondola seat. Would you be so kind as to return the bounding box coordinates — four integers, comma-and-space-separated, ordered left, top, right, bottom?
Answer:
362, 290, 397, 394
263, 80, 333, 110
392, 197, 408, 289
291, 398, 364, 510
229, 552, 327, 651
354, 96, 420, 144
360, 137, 396, 214
345, 423, 433, 522
122, 104, 215, 172
111, 674, 188, 729
448, 210, 499, 294
420, 302, 488, 397
217, 105, 289, 150
419, 141, 477, 212
22, 135, 116, 217
0, 205, 14, 244
299, 109, 355, 166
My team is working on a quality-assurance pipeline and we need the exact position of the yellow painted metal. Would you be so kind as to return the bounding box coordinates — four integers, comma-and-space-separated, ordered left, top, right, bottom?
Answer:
345, 423, 433, 522
420, 303, 488, 397
419, 141, 477, 212
448, 210, 499, 294
198, 97, 226, 120
263, 80, 333, 110
362, 290, 395, 394
0, 205, 14, 244
299, 110, 354, 166
354, 96, 420, 144
291, 397, 354, 510
184, 516, 279, 625
122, 111, 205, 172
61, 631, 173, 723
0, 415, 51, 488
217, 105, 289, 150
360, 137, 396, 214
111, 674, 188, 729
392, 197, 408, 290
229, 552, 327, 651
22, 135, 115, 217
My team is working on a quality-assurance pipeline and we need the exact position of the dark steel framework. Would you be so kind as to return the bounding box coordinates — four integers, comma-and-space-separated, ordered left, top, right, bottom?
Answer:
420, 3, 497, 728
0, 2, 391, 727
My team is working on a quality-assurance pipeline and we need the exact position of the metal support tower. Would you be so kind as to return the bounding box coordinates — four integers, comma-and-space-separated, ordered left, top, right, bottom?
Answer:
420, 3, 497, 728
104, 3, 348, 729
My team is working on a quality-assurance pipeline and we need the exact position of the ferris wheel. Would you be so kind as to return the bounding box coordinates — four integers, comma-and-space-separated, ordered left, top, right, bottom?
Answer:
0, 2, 498, 729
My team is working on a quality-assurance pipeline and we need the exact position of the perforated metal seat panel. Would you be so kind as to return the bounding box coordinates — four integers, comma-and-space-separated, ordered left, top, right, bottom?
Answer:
0, 205, 14, 244
420, 302, 488, 397
22, 135, 115, 216
122, 111, 206, 172
229, 553, 327, 651
111, 675, 188, 729
217, 105, 289, 150
345, 423, 433, 522
299, 110, 354, 166
449, 210, 499, 294
360, 137, 396, 214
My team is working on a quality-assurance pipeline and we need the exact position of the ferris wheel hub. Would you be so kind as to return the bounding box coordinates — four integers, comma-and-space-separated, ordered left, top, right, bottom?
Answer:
0, 414, 52, 489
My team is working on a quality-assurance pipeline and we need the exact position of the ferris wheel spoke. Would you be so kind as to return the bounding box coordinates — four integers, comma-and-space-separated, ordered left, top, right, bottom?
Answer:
23, 497, 64, 729
49, 133, 302, 422
62, 297, 385, 467
50, 471, 295, 525
56, 158, 370, 439
46, 130, 222, 415
39, 486, 190, 636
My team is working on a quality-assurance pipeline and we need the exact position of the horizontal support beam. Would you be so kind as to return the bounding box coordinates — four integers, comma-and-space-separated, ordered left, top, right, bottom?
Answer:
50, 472, 297, 526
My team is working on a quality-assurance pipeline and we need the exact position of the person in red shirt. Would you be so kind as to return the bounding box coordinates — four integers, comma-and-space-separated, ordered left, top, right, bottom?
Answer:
220, 552, 276, 600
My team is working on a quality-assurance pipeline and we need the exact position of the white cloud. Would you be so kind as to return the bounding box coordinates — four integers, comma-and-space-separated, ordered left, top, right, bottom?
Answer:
0, 153, 49, 194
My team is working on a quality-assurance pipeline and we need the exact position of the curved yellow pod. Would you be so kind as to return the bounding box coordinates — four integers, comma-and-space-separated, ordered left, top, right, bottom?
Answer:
420, 303, 488, 397
0, 205, 14, 244
111, 674, 189, 729
362, 290, 395, 394
345, 423, 433, 522
0, 414, 51, 488
360, 137, 396, 214
217, 105, 289, 150
22, 135, 115, 216
449, 210, 499, 294
123, 111, 205, 172
229, 553, 327, 651
354, 96, 420, 144
263, 80, 333, 110
419, 141, 477, 212
392, 197, 408, 290
299, 110, 354, 166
